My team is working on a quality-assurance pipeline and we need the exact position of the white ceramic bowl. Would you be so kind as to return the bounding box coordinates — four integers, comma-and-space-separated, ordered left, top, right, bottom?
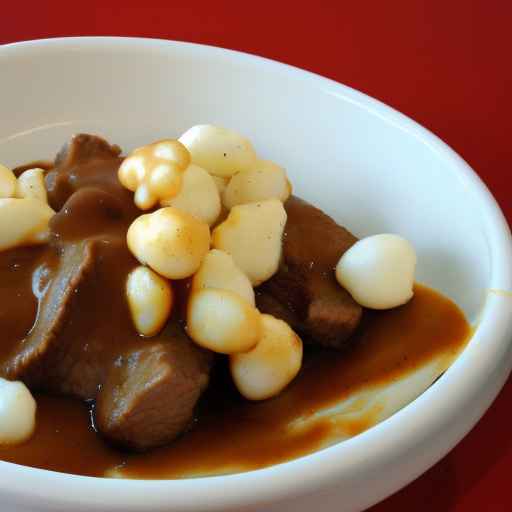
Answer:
1, 37, 512, 512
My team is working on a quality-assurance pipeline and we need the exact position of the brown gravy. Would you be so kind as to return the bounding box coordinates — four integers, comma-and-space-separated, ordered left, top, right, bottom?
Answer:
0, 284, 470, 478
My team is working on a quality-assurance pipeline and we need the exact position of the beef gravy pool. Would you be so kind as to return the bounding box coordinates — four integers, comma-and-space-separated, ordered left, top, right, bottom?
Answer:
0, 284, 470, 478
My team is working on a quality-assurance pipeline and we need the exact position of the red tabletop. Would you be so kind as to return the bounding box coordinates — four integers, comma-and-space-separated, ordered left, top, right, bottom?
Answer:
2, 2, 511, 510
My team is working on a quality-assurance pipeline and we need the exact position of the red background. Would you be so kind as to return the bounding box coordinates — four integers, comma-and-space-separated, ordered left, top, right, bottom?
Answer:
2, 2, 511, 510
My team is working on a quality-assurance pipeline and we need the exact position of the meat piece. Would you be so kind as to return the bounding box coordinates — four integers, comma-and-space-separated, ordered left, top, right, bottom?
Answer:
50, 187, 127, 241
18, 239, 116, 398
0, 245, 58, 364
255, 289, 300, 328
45, 133, 126, 211
283, 196, 358, 270
258, 196, 363, 349
1, 238, 213, 450
1, 134, 214, 450
54, 133, 121, 167
96, 329, 211, 451
1, 242, 94, 382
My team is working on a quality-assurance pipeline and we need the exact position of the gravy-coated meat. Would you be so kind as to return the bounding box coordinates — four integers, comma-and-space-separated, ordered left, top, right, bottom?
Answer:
0, 134, 213, 450
284, 196, 358, 268
0, 245, 56, 363
96, 329, 212, 451
45, 133, 125, 212
1, 241, 95, 387
50, 187, 127, 241
258, 196, 363, 348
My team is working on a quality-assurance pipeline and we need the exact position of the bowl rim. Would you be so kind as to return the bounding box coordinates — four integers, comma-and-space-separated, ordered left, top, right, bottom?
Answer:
1, 36, 512, 511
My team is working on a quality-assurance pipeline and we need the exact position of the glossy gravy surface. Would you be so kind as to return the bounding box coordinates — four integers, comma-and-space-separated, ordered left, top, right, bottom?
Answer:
0, 285, 470, 478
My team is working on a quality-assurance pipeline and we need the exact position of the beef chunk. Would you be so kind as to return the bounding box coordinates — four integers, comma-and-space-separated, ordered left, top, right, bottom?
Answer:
0, 246, 53, 363
54, 133, 121, 167
0, 134, 214, 451
258, 196, 363, 349
45, 133, 125, 211
8, 239, 119, 398
50, 187, 127, 241
1, 242, 95, 382
283, 196, 358, 269
1, 238, 213, 450
96, 330, 211, 451
255, 288, 301, 328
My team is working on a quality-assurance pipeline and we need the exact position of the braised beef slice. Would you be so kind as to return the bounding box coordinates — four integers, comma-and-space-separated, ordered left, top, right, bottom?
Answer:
1, 242, 95, 383
0, 245, 56, 362
0, 134, 213, 451
50, 187, 127, 241
18, 238, 133, 397
283, 196, 359, 269
96, 328, 211, 451
55, 133, 121, 167
258, 196, 363, 349
2, 237, 212, 450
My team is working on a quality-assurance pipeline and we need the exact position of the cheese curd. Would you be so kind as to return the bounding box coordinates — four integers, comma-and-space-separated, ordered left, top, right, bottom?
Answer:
179, 125, 259, 178
118, 140, 190, 210
161, 164, 221, 226
230, 314, 303, 401
336, 234, 417, 309
127, 207, 210, 279
192, 249, 255, 306
223, 160, 291, 209
0, 164, 17, 199
126, 266, 174, 337
15, 168, 48, 204
187, 288, 261, 354
212, 199, 287, 286
0, 198, 55, 252
0, 378, 37, 445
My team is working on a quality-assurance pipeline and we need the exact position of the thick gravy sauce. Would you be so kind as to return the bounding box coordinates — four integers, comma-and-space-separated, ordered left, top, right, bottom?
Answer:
0, 284, 470, 478
0, 246, 58, 362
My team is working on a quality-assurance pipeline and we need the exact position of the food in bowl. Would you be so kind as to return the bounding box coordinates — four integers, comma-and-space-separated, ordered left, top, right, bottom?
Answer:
0, 126, 470, 478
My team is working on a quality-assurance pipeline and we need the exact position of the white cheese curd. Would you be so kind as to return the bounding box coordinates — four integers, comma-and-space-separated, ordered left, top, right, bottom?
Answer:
192, 249, 255, 306
179, 125, 259, 178
0, 378, 37, 445
0, 164, 17, 198
223, 160, 291, 209
0, 198, 55, 252
127, 207, 210, 279
187, 288, 261, 354
212, 199, 287, 285
118, 139, 190, 210
161, 164, 221, 226
15, 168, 48, 204
230, 314, 303, 401
335, 234, 416, 309
126, 266, 174, 337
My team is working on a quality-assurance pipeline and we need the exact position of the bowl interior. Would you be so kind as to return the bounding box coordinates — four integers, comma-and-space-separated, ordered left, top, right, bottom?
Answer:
1, 38, 512, 512
0, 39, 491, 322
